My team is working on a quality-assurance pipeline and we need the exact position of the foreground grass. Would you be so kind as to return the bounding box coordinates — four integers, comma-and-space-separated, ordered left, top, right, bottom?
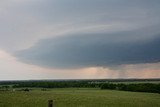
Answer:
0, 88, 160, 107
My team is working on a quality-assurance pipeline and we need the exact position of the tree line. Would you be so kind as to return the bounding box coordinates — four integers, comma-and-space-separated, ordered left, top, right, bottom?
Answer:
12, 81, 101, 88
1, 79, 160, 94
101, 83, 160, 93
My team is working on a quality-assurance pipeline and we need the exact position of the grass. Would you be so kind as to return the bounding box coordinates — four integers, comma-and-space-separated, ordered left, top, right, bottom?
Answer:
0, 88, 160, 107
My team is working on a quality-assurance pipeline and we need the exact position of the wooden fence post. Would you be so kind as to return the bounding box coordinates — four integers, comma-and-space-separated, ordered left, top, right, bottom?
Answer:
48, 100, 53, 107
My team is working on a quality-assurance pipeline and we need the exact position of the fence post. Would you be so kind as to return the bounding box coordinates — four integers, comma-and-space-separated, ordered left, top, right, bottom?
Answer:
48, 100, 53, 107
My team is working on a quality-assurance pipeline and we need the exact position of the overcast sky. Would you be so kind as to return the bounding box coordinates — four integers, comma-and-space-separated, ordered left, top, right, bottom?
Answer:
0, 0, 160, 80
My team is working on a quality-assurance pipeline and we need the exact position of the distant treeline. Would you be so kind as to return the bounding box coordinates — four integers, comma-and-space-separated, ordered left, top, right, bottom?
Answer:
101, 83, 160, 94
1, 78, 160, 85
12, 81, 160, 94
0, 79, 160, 94
12, 81, 101, 88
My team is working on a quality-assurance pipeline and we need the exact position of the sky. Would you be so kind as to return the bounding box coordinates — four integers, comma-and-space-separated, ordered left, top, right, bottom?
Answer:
0, 0, 160, 80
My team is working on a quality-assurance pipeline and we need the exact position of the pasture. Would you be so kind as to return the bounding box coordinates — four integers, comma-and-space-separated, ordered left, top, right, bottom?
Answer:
0, 88, 160, 107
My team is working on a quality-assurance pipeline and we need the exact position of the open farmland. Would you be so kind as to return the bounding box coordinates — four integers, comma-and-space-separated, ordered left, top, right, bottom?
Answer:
0, 88, 160, 107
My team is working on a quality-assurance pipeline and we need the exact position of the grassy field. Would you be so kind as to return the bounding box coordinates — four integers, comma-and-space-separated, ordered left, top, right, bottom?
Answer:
0, 88, 160, 107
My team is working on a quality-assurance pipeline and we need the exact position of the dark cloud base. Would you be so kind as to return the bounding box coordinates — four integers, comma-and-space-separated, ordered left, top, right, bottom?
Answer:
15, 32, 160, 69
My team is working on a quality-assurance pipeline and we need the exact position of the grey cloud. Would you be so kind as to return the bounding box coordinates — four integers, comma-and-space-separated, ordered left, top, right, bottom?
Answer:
1, 0, 160, 69
1, 0, 160, 52
15, 27, 160, 69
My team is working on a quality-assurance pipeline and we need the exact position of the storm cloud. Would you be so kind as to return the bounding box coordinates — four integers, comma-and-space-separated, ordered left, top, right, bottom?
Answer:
1, 0, 160, 52
15, 26, 160, 69
1, 0, 160, 79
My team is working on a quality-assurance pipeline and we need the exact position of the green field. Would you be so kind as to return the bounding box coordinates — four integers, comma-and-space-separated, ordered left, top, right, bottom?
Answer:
0, 88, 160, 107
